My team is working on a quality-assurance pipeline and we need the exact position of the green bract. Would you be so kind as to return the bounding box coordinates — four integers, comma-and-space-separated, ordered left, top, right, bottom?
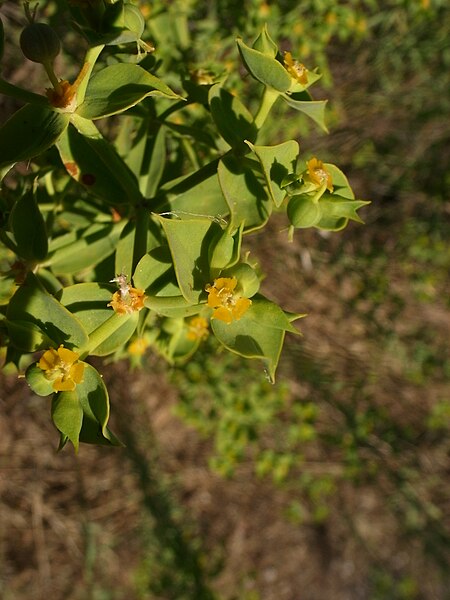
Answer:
0, 8, 369, 450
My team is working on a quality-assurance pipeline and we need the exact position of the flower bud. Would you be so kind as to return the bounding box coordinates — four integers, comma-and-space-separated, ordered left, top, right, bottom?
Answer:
20, 22, 61, 64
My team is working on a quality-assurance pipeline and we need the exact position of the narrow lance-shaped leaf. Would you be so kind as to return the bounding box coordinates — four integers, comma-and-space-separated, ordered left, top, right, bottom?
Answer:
56, 121, 141, 205
0, 104, 69, 173
46, 222, 125, 276
6, 272, 89, 350
77, 63, 181, 120
10, 189, 48, 261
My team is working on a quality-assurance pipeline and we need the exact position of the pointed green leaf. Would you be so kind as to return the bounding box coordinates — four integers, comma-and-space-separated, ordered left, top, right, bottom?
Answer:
115, 221, 136, 280
318, 196, 370, 227
6, 319, 53, 352
218, 156, 271, 232
46, 222, 125, 276
56, 122, 141, 205
252, 25, 278, 57
168, 173, 229, 218
6, 272, 88, 349
10, 190, 48, 261
52, 391, 83, 452
76, 363, 109, 435
211, 297, 302, 382
133, 246, 178, 296
208, 85, 257, 150
0, 104, 69, 172
246, 140, 299, 207
77, 63, 180, 120
144, 295, 203, 318
281, 94, 328, 132
157, 215, 221, 303
324, 163, 355, 199
237, 38, 291, 92
143, 125, 166, 197
209, 222, 243, 275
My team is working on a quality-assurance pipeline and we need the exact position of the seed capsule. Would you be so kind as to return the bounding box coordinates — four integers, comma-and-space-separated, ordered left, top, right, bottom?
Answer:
20, 22, 61, 64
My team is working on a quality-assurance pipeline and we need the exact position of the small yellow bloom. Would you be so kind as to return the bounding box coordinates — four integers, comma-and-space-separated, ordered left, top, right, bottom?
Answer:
306, 157, 333, 192
187, 316, 209, 341
284, 51, 308, 85
38, 345, 85, 392
108, 273, 146, 315
46, 62, 90, 110
128, 337, 148, 356
205, 277, 251, 324
108, 287, 146, 315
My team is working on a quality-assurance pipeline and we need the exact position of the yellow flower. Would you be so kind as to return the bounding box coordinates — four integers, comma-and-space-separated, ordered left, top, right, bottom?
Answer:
205, 277, 251, 324
108, 287, 146, 314
284, 51, 308, 85
38, 345, 85, 392
306, 157, 333, 192
128, 337, 148, 356
46, 62, 89, 110
108, 273, 146, 315
187, 316, 209, 341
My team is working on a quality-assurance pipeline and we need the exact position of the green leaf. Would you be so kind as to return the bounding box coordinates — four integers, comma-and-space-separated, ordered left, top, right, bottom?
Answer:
56, 121, 141, 205
52, 391, 83, 452
157, 215, 221, 303
106, 2, 145, 45
208, 85, 257, 151
287, 194, 322, 228
77, 63, 180, 120
77, 363, 109, 434
10, 189, 48, 261
211, 297, 301, 382
76, 364, 122, 446
167, 173, 229, 219
46, 222, 125, 276
237, 38, 291, 92
209, 223, 243, 276
59, 283, 139, 356
6, 319, 53, 352
26, 363, 55, 396
6, 272, 89, 349
0, 104, 69, 173
142, 125, 166, 198
115, 221, 136, 280
252, 25, 278, 57
246, 140, 299, 207
144, 295, 203, 318
314, 196, 370, 231
218, 156, 271, 232
281, 94, 328, 132
133, 247, 180, 297
324, 163, 355, 199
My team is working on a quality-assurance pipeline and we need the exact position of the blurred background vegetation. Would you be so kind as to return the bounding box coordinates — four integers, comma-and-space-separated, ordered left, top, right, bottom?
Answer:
1, 1, 449, 599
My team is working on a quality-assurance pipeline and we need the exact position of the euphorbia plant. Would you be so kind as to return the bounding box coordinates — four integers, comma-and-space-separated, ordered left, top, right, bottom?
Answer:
0, 2, 368, 450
